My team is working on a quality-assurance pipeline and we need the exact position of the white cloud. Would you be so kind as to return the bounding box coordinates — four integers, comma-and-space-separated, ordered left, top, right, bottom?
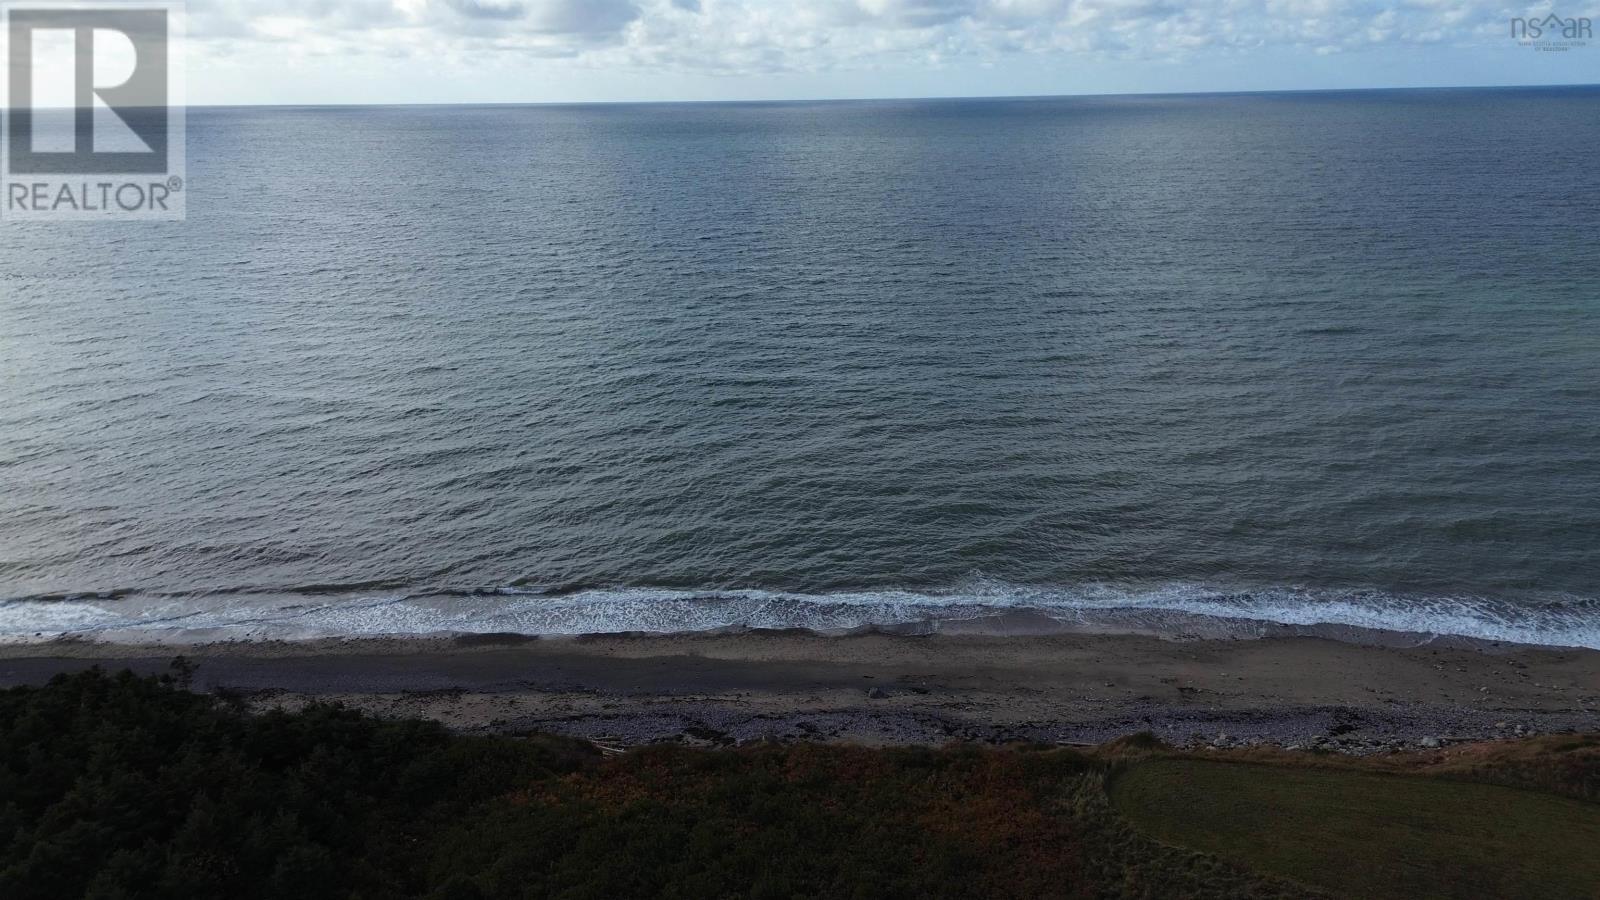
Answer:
185, 0, 1544, 75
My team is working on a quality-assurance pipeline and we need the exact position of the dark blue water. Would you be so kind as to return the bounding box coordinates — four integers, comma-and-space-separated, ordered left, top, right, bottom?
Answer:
3, 87, 1599, 645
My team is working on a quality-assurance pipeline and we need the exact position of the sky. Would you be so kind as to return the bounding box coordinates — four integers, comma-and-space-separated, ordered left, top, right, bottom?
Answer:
181, 0, 1600, 104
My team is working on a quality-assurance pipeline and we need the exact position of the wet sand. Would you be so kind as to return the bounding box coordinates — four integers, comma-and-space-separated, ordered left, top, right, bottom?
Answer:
2, 631, 1596, 750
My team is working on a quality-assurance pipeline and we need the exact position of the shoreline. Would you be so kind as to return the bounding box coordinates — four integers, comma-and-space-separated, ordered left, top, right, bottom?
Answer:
7, 584, 1597, 652
3, 630, 1596, 750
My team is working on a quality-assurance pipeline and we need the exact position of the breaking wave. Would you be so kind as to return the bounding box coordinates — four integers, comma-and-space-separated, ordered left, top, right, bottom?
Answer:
2, 580, 1597, 649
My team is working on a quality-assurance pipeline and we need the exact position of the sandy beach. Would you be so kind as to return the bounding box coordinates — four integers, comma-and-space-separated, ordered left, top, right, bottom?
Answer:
3, 631, 1596, 750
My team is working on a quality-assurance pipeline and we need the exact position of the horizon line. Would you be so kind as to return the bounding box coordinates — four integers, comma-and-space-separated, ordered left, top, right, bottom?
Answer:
181, 80, 1600, 110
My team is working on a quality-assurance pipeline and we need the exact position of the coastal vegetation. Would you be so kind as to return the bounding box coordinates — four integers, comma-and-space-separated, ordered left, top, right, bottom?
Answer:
2, 668, 1595, 899
1110, 758, 1600, 899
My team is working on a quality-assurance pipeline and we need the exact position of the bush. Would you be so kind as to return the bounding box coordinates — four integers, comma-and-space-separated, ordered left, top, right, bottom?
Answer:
0, 669, 588, 899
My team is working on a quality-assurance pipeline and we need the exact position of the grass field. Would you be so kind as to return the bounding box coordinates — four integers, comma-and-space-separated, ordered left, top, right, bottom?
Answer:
1110, 758, 1600, 900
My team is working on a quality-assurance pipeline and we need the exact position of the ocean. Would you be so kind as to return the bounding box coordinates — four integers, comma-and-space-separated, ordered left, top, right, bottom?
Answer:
2, 86, 1598, 647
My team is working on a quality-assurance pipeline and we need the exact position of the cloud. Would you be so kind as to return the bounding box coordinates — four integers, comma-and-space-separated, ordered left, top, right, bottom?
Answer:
445, 0, 527, 21
187, 0, 1527, 74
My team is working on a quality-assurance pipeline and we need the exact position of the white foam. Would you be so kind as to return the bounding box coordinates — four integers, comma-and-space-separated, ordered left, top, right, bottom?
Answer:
1, 581, 1596, 649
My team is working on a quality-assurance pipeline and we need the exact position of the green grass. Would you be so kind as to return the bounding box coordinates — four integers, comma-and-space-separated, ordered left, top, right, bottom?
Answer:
1109, 758, 1600, 900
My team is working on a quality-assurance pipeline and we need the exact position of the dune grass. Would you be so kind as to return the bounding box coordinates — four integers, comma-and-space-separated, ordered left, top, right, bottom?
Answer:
1109, 758, 1600, 900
